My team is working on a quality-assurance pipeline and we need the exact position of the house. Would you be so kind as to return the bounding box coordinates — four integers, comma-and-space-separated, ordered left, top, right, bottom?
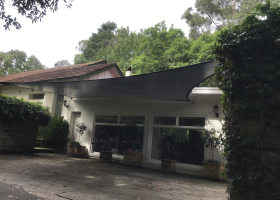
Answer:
0, 60, 123, 115
0, 61, 224, 176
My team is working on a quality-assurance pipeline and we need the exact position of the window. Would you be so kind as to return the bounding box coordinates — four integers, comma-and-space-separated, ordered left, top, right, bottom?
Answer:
153, 116, 176, 125
29, 93, 44, 100
96, 115, 118, 123
179, 117, 205, 127
92, 115, 145, 155
151, 116, 206, 165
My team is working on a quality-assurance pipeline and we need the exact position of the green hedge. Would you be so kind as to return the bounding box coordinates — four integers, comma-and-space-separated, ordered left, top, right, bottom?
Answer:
0, 94, 51, 126
38, 115, 69, 149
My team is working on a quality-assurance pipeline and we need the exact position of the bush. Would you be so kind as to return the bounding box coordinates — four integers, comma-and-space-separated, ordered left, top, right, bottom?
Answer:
38, 115, 69, 149
0, 94, 51, 125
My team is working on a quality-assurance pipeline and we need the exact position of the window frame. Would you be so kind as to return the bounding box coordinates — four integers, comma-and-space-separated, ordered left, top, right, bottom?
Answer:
149, 114, 207, 163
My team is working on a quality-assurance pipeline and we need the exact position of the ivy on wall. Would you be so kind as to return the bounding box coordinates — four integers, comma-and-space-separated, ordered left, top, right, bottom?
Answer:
0, 94, 51, 126
214, 1, 280, 200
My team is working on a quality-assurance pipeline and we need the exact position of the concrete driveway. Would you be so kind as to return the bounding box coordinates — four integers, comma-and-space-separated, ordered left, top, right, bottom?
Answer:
0, 153, 227, 200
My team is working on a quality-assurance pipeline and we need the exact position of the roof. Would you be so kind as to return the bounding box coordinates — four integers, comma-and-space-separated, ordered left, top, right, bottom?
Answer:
2, 61, 218, 102
0, 60, 122, 83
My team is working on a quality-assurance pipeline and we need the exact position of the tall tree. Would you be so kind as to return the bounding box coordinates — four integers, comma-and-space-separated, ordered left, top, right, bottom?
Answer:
181, 0, 279, 39
131, 21, 217, 75
76, 21, 117, 62
0, 0, 72, 30
0, 50, 44, 76
131, 21, 191, 74
93, 26, 144, 73
24, 55, 44, 71
54, 60, 71, 67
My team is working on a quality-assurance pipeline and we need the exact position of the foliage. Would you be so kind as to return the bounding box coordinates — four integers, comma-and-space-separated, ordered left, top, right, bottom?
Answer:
181, 0, 279, 39
214, 1, 280, 199
77, 21, 117, 62
123, 124, 139, 151
38, 115, 69, 149
92, 128, 112, 151
157, 129, 177, 159
75, 21, 219, 85
202, 128, 223, 162
75, 122, 87, 135
131, 21, 190, 74
93, 26, 144, 73
132, 21, 218, 76
123, 124, 139, 142
74, 53, 89, 65
54, 60, 71, 67
0, 50, 44, 76
0, 94, 51, 125
0, 0, 72, 30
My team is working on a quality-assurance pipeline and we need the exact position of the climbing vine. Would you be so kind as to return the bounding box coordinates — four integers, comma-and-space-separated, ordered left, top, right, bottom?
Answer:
214, 1, 280, 199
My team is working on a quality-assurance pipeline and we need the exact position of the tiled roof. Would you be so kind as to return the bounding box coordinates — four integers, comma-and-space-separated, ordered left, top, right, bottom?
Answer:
0, 60, 118, 83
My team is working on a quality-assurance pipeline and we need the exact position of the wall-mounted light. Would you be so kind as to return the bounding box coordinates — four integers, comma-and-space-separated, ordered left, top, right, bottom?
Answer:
213, 104, 219, 118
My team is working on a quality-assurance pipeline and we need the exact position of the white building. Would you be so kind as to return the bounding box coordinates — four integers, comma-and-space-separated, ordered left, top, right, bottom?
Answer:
0, 61, 224, 176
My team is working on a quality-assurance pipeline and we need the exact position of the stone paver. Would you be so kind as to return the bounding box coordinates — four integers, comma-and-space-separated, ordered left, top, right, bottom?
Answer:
0, 153, 228, 200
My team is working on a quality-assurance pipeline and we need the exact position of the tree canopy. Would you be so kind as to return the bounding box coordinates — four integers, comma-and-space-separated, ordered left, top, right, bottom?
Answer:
0, 50, 44, 76
75, 21, 218, 80
0, 0, 72, 30
54, 60, 71, 67
78, 21, 118, 61
132, 21, 218, 75
181, 0, 279, 39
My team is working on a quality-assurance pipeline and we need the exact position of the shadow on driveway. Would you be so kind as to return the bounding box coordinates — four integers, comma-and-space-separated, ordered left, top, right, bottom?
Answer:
0, 153, 227, 200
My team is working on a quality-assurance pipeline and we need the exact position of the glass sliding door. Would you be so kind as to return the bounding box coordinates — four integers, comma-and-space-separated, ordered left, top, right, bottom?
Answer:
92, 115, 145, 155
152, 116, 205, 165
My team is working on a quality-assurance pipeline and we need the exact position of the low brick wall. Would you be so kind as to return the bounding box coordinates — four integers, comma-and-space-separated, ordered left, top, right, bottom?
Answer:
0, 120, 39, 153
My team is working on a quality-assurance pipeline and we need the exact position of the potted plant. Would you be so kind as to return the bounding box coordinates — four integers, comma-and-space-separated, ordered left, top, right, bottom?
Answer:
157, 130, 177, 172
94, 135, 113, 163
202, 128, 224, 181
123, 124, 143, 167
68, 141, 80, 157
68, 122, 88, 158
76, 122, 87, 139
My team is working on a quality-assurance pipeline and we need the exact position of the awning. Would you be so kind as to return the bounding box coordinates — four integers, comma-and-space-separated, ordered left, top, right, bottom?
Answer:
1, 61, 217, 101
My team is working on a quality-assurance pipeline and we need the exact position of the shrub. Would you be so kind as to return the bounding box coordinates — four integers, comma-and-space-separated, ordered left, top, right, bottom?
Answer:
0, 94, 51, 125
38, 115, 69, 149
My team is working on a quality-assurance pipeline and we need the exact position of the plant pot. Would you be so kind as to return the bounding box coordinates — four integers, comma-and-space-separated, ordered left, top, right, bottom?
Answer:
203, 161, 224, 181
123, 151, 143, 167
68, 145, 78, 157
161, 159, 176, 172
77, 146, 87, 158
99, 151, 113, 162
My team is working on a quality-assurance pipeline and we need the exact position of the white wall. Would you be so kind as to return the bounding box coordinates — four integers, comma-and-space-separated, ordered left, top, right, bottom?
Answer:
61, 92, 224, 175
1, 85, 57, 115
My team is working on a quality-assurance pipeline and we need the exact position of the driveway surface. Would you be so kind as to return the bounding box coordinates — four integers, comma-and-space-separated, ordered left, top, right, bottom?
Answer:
0, 153, 227, 200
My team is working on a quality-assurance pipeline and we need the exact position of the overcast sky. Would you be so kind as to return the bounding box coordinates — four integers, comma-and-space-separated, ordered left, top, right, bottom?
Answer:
0, 0, 195, 68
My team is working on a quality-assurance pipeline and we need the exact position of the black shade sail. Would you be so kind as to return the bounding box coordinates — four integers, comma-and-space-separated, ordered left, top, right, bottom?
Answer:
1, 61, 217, 101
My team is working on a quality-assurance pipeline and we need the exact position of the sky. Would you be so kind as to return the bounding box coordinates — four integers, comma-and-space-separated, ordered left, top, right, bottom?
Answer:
0, 0, 195, 68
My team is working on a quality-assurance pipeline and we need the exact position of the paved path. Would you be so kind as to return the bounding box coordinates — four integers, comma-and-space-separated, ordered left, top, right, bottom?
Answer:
0, 153, 227, 200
